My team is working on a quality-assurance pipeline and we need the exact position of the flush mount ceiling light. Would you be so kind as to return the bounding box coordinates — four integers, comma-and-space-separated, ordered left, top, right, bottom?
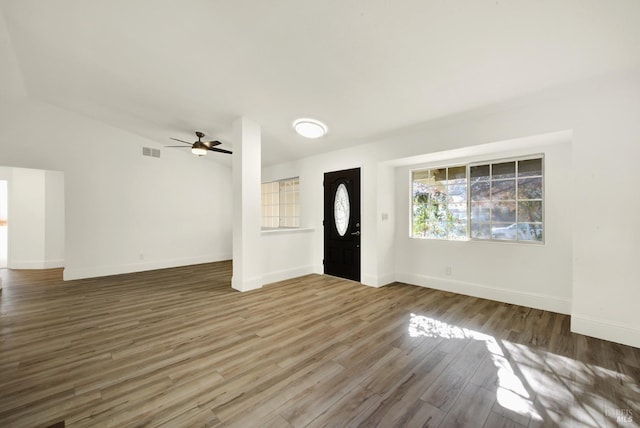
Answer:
293, 118, 327, 139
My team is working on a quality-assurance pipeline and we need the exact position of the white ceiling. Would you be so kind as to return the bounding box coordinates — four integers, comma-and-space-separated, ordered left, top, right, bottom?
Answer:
2, 1, 640, 165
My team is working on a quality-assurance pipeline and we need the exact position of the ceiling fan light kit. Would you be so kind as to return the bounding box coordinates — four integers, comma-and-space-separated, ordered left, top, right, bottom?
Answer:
293, 118, 327, 139
191, 143, 208, 156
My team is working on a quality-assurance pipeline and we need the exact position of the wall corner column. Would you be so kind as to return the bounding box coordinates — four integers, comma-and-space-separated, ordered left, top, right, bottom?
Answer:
231, 117, 263, 292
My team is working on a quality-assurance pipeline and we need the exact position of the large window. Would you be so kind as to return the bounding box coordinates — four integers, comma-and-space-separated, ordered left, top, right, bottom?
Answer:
412, 156, 543, 243
261, 177, 300, 229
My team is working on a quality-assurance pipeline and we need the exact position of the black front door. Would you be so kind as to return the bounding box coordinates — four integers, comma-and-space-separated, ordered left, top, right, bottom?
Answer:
324, 168, 361, 282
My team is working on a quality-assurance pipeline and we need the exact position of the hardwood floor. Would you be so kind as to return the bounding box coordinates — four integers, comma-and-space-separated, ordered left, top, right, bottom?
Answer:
0, 262, 638, 427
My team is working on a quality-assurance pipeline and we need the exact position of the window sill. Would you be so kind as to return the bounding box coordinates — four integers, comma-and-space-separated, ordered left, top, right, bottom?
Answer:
409, 236, 545, 245
261, 227, 315, 236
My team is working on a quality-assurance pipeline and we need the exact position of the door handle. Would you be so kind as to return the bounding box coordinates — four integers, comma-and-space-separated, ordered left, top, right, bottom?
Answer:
351, 231, 360, 236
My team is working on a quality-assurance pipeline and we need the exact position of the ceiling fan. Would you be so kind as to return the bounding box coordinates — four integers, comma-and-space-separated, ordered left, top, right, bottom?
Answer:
166, 131, 232, 156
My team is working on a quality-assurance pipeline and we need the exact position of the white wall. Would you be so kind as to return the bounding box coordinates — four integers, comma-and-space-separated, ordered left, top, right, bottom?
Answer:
44, 170, 65, 265
376, 163, 396, 286
394, 135, 573, 314
261, 229, 316, 285
263, 69, 640, 348
0, 98, 233, 280
0, 8, 25, 101
10, 167, 46, 268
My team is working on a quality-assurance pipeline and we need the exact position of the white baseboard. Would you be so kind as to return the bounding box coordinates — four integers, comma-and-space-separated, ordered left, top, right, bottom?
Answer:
361, 272, 395, 288
9, 259, 64, 269
62, 253, 232, 281
232, 275, 262, 292
571, 314, 640, 349
361, 274, 378, 287
261, 265, 316, 286
377, 272, 396, 287
396, 272, 571, 315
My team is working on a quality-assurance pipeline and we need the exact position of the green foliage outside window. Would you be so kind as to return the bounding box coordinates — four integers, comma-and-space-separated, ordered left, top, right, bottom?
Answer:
413, 190, 456, 238
412, 167, 467, 240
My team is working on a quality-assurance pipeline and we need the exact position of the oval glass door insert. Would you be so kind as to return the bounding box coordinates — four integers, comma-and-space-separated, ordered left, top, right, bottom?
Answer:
334, 183, 350, 236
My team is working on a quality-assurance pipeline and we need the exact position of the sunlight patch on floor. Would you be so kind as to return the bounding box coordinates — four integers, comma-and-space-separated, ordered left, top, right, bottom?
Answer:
503, 341, 636, 427
405, 313, 638, 426
408, 313, 541, 422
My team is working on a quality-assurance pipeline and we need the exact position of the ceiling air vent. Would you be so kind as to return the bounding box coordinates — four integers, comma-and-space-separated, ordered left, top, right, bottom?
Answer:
142, 147, 161, 158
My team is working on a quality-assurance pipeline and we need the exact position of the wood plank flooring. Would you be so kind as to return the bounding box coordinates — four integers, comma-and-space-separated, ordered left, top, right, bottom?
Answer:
0, 262, 639, 427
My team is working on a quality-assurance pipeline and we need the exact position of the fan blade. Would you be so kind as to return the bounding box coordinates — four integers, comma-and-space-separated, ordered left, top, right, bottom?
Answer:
209, 147, 232, 154
170, 138, 193, 145
205, 140, 222, 147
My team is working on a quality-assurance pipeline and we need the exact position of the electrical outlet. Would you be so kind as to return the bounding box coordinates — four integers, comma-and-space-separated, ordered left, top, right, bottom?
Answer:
445, 266, 452, 276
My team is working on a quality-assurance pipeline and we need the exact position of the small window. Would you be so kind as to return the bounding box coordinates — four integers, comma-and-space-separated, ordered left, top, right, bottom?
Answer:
412, 166, 467, 240
334, 183, 350, 236
261, 177, 300, 229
